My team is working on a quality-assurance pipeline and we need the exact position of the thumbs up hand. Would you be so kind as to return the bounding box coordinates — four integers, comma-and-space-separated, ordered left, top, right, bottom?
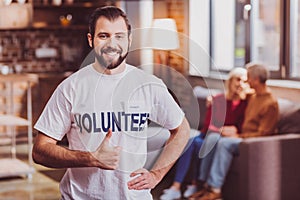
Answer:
91, 129, 121, 170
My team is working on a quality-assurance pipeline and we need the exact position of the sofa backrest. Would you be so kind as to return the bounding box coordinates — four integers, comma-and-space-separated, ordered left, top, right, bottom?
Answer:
277, 98, 300, 134
193, 86, 222, 130
194, 85, 300, 134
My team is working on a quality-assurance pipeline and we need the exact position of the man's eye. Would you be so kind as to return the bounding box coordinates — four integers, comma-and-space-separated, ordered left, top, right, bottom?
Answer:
99, 34, 109, 40
115, 35, 125, 40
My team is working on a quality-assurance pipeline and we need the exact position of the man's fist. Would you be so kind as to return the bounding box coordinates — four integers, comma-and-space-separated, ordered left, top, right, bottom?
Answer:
91, 129, 121, 170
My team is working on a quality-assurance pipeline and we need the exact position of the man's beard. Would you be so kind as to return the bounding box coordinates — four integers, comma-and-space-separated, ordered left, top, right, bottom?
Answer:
95, 46, 128, 70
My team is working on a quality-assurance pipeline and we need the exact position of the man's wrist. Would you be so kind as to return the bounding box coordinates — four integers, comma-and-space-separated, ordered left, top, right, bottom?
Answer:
149, 169, 163, 183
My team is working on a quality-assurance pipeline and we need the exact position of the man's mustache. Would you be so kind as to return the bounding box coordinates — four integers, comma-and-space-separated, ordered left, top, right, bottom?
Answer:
101, 47, 122, 54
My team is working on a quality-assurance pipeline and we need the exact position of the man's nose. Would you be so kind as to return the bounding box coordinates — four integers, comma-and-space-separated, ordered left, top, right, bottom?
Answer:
107, 36, 118, 47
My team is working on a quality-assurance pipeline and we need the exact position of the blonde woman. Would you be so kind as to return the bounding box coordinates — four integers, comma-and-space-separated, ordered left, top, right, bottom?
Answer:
189, 63, 278, 200
160, 67, 249, 200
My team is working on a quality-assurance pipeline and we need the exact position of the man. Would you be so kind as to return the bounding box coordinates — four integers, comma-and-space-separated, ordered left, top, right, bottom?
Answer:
32, 6, 190, 200
189, 63, 279, 200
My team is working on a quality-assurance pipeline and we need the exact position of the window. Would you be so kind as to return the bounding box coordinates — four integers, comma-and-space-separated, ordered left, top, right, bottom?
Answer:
250, 0, 281, 72
211, 0, 236, 71
189, 0, 300, 80
189, 0, 210, 76
290, 0, 300, 78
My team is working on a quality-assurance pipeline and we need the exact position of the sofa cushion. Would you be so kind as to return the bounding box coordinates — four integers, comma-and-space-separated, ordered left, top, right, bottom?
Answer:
193, 86, 222, 129
277, 98, 300, 133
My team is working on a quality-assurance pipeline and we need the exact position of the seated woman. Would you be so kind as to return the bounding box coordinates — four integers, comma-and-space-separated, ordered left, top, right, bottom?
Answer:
159, 67, 249, 200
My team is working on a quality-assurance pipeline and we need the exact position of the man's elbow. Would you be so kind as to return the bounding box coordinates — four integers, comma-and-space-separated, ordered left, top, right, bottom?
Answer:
171, 117, 190, 141
32, 143, 43, 165
182, 118, 191, 141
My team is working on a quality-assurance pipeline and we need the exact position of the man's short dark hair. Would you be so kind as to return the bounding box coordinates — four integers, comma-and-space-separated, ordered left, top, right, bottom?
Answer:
88, 6, 132, 41
246, 62, 270, 84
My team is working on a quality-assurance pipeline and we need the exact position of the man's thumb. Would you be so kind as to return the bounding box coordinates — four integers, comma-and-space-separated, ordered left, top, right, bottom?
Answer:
103, 129, 112, 143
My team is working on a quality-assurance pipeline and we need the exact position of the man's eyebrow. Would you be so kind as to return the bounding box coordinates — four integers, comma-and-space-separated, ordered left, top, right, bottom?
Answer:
96, 32, 127, 36
115, 32, 127, 35
97, 32, 109, 35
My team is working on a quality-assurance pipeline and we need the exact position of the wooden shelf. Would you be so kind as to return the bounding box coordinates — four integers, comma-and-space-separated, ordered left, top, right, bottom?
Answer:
33, 2, 106, 8
31, 23, 88, 30
0, 158, 35, 178
0, 24, 88, 31
0, 73, 38, 83
0, 115, 30, 126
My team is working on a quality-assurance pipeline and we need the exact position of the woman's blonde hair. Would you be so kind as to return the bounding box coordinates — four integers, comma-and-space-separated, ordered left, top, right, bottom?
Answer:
225, 67, 247, 98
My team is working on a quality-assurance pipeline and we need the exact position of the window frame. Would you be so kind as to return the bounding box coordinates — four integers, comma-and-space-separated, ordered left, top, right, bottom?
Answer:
188, 0, 300, 80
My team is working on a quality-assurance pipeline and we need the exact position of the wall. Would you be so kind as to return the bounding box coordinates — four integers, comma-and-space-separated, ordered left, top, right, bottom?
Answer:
153, 0, 188, 74
268, 82, 300, 103
0, 28, 89, 73
0, 1, 112, 74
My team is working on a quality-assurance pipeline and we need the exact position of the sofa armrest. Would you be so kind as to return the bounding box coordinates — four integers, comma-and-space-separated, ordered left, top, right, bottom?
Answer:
241, 133, 300, 143
231, 134, 300, 200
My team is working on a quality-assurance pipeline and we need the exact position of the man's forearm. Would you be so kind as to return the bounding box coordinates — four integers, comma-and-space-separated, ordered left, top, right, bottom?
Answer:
150, 118, 190, 181
33, 142, 97, 168
32, 134, 98, 169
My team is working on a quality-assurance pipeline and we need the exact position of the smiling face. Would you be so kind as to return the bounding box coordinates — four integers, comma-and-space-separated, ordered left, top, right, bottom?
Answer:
225, 67, 248, 99
88, 16, 131, 70
229, 75, 248, 95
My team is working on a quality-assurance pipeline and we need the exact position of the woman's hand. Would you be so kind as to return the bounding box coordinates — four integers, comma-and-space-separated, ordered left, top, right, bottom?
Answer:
220, 126, 239, 138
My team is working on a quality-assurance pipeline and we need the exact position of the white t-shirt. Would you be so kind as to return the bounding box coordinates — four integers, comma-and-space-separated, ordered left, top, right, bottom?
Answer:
34, 64, 184, 200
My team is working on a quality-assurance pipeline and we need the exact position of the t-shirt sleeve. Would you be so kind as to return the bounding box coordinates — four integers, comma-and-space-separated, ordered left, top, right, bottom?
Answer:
34, 86, 72, 141
149, 83, 185, 130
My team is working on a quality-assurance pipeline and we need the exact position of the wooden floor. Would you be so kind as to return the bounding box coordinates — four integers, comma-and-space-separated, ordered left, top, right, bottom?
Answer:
0, 166, 62, 200
0, 164, 190, 200
0, 144, 189, 200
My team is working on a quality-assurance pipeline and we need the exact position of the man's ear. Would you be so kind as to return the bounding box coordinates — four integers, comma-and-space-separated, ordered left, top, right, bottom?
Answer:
128, 33, 132, 48
87, 33, 93, 48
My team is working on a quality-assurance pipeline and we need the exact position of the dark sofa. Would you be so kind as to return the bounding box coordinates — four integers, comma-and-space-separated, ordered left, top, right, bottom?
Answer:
146, 95, 300, 200
222, 98, 300, 200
